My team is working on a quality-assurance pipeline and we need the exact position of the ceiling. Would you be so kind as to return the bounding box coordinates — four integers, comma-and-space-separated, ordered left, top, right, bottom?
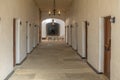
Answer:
34, 0, 73, 12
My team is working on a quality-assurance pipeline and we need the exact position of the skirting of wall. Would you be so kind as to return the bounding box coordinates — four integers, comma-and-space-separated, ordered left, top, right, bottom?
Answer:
5, 44, 40, 80
16, 56, 27, 65
4, 70, 14, 80
17, 44, 39, 65
66, 43, 69, 45
87, 62, 103, 74
69, 45, 86, 59
66, 42, 72, 47
66, 42, 103, 74
72, 47, 77, 51
76, 52, 86, 59
28, 44, 39, 54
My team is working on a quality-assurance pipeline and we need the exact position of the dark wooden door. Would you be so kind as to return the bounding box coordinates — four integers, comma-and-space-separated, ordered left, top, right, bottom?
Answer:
104, 16, 111, 79
13, 18, 16, 67
67, 26, 69, 44
39, 26, 41, 42
65, 26, 66, 42
85, 21, 88, 59
70, 25, 72, 46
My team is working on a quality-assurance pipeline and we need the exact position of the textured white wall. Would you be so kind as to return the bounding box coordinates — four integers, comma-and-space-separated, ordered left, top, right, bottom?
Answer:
65, 0, 120, 80
0, 0, 39, 79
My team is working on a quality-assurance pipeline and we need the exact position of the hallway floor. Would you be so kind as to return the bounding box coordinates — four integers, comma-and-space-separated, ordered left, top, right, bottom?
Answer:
9, 41, 107, 80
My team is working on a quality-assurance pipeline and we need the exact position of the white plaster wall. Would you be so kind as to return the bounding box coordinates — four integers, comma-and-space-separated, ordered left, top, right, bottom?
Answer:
0, 0, 39, 79
66, 0, 120, 79
42, 18, 65, 38
111, 1, 120, 79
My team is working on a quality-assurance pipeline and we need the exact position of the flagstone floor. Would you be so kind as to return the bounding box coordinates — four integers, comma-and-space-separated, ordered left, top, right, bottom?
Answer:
9, 41, 108, 80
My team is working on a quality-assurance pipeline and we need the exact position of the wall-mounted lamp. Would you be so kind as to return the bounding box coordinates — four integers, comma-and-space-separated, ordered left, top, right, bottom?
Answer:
75, 23, 78, 27
85, 21, 90, 26
26, 21, 28, 23
34, 25, 37, 27
110, 16, 116, 23
70, 25, 73, 28
20, 21, 22, 25
29, 24, 31, 26
52, 19, 55, 25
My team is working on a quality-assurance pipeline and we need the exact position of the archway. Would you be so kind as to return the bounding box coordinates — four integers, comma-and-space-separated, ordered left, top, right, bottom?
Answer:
41, 18, 65, 41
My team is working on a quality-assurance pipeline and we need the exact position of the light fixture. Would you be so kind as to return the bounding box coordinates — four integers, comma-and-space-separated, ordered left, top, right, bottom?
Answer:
110, 16, 116, 23
52, 19, 55, 25
48, 0, 61, 16
85, 21, 90, 26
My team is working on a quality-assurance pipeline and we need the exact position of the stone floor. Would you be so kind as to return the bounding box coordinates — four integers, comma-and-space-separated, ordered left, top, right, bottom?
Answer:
9, 41, 108, 80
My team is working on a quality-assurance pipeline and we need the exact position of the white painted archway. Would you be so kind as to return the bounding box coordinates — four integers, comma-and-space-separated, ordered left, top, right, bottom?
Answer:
41, 18, 65, 39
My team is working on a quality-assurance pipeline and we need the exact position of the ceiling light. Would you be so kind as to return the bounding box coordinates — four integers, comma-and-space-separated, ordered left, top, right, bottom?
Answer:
52, 19, 55, 25
48, 0, 61, 16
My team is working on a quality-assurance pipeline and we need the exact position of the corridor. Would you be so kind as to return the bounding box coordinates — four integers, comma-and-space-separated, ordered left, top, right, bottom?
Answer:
9, 41, 107, 80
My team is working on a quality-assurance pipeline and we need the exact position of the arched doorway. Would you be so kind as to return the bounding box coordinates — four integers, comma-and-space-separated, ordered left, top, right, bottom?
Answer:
46, 23, 60, 36
41, 18, 65, 41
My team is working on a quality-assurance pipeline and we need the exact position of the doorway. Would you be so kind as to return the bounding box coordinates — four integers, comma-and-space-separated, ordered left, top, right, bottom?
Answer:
46, 23, 60, 36
13, 18, 16, 67
104, 16, 111, 79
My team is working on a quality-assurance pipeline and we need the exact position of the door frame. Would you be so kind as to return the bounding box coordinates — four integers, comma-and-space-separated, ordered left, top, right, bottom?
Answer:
13, 18, 16, 67
70, 25, 73, 46
104, 16, 111, 79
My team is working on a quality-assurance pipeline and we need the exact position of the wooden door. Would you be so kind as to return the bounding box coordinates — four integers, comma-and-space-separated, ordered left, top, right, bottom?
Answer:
85, 21, 88, 59
67, 26, 69, 44
39, 26, 41, 43
104, 16, 111, 79
13, 18, 16, 67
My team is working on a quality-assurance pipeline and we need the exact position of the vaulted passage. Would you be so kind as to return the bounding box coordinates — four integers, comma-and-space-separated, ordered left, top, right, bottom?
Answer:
9, 41, 106, 80
1, 0, 120, 80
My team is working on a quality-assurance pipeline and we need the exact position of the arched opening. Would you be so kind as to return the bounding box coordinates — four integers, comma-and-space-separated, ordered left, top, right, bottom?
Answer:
46, 23, 60, 36
41, 18, 65, 41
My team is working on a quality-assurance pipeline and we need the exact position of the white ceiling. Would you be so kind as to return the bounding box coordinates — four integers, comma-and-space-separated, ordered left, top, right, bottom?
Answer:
34, 0, 73, 12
